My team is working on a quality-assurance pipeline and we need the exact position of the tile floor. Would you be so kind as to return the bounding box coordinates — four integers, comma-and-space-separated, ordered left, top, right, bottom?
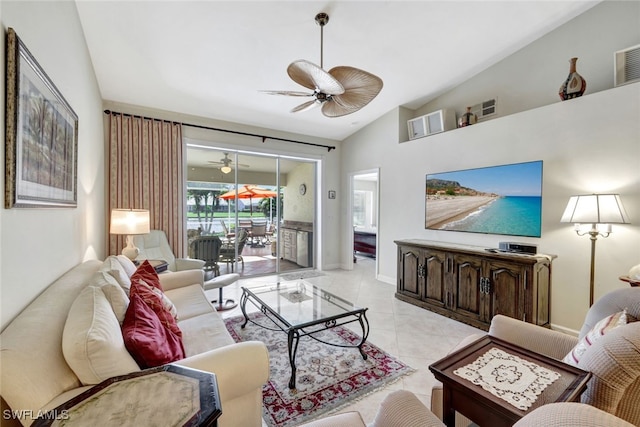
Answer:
208, 255, 484, 425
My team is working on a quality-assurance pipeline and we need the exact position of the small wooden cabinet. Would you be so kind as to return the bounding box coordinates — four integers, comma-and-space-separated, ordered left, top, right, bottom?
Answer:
396, 240, 553, 330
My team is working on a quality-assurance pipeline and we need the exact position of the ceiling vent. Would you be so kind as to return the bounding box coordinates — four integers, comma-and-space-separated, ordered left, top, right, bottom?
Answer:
615, 44, 640, 87
469, 98, 497, 120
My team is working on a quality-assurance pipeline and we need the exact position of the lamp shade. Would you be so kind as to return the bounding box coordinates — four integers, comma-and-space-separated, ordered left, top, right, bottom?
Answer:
561, 194, 630, 224
110, 209, 150, 235
221, 165, 232, 174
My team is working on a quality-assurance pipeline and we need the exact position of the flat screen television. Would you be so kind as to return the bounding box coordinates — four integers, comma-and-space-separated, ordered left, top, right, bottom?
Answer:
425, 160, 543, 237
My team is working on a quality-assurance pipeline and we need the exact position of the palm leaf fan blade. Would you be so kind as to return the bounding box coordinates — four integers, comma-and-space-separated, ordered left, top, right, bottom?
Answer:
288, 60, 345, 95
326, 66, 383, 116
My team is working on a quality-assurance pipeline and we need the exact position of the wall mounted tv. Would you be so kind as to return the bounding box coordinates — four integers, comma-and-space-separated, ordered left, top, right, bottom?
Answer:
425, 160, 543, 237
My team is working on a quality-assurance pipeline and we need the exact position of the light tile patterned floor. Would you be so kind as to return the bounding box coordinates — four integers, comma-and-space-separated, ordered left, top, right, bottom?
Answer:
209, 256, 483, 425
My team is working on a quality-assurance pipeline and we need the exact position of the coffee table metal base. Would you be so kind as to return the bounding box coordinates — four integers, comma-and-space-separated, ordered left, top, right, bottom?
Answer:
240, 286, 370, 389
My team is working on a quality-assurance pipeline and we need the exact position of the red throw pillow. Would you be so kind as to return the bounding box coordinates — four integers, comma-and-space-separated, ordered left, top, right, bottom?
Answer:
130, 280, 180, 334
131, 260, 162, 291
122, 293, 185, 368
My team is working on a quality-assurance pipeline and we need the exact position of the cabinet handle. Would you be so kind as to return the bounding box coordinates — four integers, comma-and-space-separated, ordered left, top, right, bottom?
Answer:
479, 277, 491, 294
417, 263, 423, 278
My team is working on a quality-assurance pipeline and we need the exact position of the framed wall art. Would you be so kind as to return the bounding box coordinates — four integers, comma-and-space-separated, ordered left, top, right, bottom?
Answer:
5, 27, 78, 208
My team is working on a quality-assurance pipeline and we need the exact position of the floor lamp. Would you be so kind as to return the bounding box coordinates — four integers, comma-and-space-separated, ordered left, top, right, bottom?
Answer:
561, 194, 630, 306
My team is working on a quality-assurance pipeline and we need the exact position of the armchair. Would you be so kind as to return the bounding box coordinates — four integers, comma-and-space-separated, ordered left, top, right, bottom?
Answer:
298, 391, 634, 427
133, 230, 205, 272
431, 287, 640, 426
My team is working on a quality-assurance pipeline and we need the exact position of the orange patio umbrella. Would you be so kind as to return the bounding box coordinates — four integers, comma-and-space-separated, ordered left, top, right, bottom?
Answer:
219, 185, 277, 216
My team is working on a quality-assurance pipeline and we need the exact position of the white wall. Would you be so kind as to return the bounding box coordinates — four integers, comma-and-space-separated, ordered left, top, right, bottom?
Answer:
341, 1, 640, 332
0, 2, 105, 329
283, 162, 315, 223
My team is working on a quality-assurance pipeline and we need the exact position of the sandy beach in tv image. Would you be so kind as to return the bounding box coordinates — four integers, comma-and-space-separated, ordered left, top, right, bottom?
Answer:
425, 161, 543, 237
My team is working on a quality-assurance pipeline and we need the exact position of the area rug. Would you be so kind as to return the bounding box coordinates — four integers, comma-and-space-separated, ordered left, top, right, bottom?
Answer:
224, 312, 415, 427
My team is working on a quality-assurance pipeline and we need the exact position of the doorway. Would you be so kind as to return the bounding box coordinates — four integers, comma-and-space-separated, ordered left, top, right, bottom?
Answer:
186, 145, 317, 278
350, 169, 379, 274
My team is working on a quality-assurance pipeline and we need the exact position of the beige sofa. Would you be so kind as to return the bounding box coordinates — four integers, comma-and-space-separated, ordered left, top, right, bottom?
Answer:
0, 257, 269, 427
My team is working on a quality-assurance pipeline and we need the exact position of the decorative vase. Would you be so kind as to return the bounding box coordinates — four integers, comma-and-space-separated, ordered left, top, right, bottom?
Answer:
458, 107, 477, 127
558, 57, 586, 100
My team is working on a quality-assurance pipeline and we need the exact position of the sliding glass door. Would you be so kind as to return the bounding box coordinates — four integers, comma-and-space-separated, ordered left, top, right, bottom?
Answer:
186, 146, 316, 278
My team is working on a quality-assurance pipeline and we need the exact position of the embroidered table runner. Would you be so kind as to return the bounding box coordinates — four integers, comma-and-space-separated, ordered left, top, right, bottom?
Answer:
453, 347, 560, 410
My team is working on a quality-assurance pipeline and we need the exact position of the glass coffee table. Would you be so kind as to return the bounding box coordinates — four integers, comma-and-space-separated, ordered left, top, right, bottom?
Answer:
240, 280, 370, 389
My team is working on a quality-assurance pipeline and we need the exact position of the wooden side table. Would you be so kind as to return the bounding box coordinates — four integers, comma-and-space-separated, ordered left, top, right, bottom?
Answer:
429, 335, 591, 427
33, 365, 221, 427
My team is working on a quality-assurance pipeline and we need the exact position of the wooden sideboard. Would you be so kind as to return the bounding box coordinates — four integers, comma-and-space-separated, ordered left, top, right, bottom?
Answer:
395, 239, 554, 331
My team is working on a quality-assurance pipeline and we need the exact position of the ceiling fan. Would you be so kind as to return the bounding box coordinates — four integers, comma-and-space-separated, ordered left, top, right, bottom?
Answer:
207, 153, 249, 174
264, 12, 383, 118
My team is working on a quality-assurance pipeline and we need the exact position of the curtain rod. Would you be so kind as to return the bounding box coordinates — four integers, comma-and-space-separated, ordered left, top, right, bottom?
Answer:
103, 109, 336, 152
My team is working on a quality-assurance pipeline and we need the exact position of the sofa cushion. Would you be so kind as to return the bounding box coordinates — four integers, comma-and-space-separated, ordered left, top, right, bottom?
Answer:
89, 271, 129, 323
563, 309, 628, 367
122, 293, 185, 368
131, 260, 178, 321
99, 255, 132, 295
116, 255, 138, 277
62, 286, 140, 385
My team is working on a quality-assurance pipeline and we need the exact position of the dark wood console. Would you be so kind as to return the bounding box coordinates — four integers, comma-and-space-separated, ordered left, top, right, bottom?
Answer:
395, 239, 554, 331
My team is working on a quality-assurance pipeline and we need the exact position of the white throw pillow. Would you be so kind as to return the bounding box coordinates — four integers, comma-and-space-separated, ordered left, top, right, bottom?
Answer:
89, 271, 130, 324
116, 255, 138, 277
62, 286, 140, 385
562, 309, 628, 367
99, 256, 132, 295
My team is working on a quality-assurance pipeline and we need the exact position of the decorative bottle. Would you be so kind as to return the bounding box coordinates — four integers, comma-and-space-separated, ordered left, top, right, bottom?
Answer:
458, 107, 477, 127
559, 57, 586, 100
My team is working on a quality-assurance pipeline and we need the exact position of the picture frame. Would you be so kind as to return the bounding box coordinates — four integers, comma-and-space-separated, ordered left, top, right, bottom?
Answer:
5, 28, 78, 208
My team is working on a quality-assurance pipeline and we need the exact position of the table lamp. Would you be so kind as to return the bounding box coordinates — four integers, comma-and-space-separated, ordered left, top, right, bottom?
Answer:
560, 193, 630, 306
110, 209, 150, 261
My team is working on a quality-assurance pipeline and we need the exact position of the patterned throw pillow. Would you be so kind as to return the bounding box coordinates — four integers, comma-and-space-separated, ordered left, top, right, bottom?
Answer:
122, 293, 185, 368
562, 309, 628, 367
130, 260, 178, 322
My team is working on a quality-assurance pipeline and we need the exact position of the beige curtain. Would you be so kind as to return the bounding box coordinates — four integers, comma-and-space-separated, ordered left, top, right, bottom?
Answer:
106, 112, 185, 257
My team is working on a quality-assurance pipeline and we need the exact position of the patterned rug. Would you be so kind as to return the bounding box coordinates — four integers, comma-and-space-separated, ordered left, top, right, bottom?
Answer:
224, 312, 414, 427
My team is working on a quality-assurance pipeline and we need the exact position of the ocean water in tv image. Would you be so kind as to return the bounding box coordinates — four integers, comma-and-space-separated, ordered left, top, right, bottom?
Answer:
442, 196, 542, 237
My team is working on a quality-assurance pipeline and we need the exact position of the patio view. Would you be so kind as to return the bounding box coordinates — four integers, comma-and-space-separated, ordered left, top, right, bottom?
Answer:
186, 147, 316, 278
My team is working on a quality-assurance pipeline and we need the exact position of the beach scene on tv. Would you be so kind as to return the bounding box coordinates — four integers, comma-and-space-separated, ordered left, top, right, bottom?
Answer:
425, 161, 543, 237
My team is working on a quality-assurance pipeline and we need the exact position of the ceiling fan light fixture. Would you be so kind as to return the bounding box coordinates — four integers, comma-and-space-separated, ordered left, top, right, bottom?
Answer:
221, 165, 232, 174
264, 12, 383, 118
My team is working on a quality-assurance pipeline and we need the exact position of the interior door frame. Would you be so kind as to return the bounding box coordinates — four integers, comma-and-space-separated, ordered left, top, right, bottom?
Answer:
348, 168, 380, 277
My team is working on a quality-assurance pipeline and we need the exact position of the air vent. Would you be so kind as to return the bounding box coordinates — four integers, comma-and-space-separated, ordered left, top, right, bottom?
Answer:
615, 44, 640, 87
469, 98, 497, 120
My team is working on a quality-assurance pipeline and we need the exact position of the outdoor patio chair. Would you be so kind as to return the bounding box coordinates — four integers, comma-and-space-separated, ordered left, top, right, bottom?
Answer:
219, 228, 249, 272
219, 220, 235, 240
250, 220, 267, 247
190, 235, 222, 278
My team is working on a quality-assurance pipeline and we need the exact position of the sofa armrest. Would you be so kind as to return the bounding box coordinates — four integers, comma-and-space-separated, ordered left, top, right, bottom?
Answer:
175, 258, 206, 271
174, 340, 269, 403
488, 315, 578, 360
513, 402, 634, 427
158, 269, 204, 291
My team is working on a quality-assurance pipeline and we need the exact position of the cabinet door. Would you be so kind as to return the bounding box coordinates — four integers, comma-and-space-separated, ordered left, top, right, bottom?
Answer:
423, 249, 447, 308
484, 261, 525, 322
397, 246, 421, 299
452, 254, 483, 322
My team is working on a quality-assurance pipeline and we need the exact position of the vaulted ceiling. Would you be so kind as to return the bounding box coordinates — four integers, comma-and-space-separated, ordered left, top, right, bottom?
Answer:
76, 1, 600, 142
